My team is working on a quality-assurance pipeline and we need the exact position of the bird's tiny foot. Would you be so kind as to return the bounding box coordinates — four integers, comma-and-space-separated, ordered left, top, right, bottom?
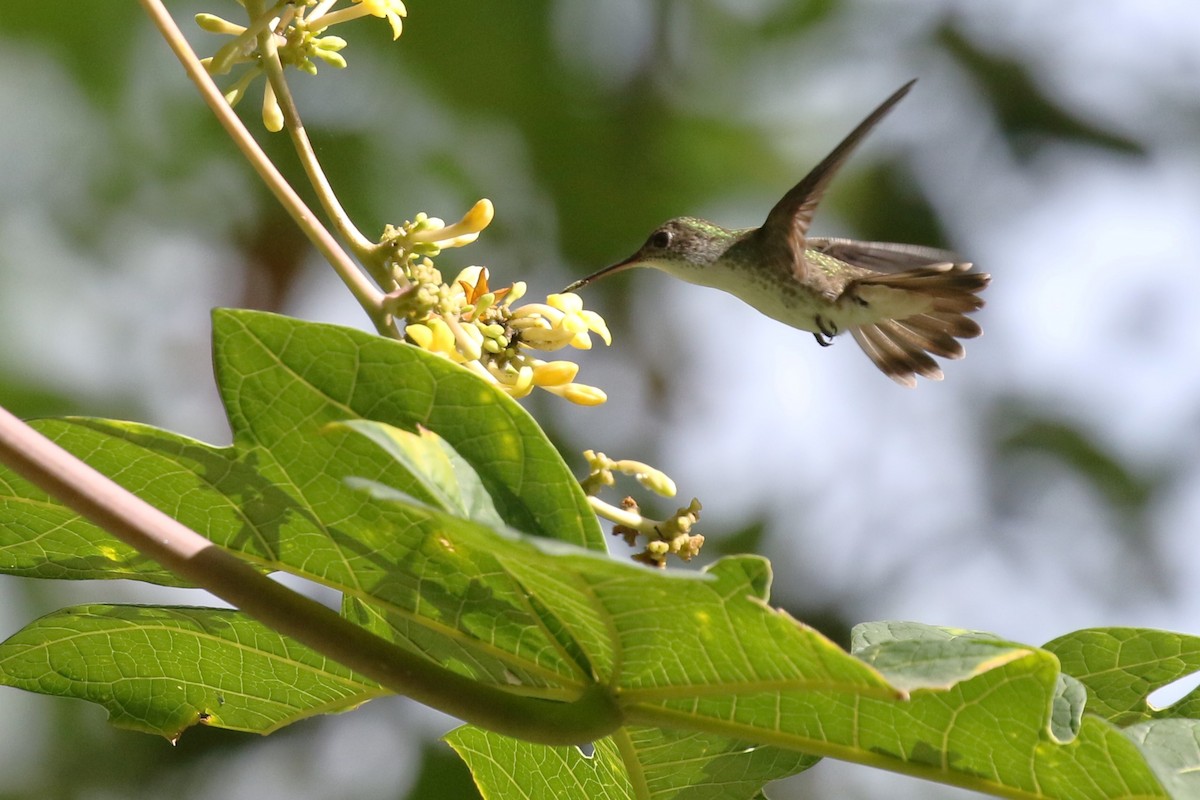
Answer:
814, 315, 837, 346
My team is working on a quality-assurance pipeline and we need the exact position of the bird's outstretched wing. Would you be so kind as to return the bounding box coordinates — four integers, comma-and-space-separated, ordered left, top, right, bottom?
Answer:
807, 238, 964, 273
758, 80, 917, 282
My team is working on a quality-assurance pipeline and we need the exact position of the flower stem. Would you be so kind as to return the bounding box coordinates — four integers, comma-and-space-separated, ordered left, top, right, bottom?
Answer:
138, 0, 398, 338
589, 496, 659, 533
253, 12, 387, 284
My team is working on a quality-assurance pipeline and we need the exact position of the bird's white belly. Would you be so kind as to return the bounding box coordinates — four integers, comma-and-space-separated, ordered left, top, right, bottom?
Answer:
683, 265, 935, 337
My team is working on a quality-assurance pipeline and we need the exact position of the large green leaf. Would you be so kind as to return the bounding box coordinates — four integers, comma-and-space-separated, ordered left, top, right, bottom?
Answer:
210, 309, 601, 549
0, 310, 601, 588
0, 604, 383, 740
0, 311, 1196, 798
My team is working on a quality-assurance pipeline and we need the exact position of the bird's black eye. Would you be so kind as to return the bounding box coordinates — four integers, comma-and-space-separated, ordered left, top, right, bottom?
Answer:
648, 229, 672, 249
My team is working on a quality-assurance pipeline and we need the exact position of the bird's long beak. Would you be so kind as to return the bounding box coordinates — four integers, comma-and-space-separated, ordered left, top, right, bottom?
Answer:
562, 255, 640, 294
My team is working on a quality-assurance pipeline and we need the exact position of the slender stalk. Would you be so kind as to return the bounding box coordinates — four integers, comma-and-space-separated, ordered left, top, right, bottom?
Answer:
256, 33, 387, 284
610, 728, 652, 800
589, 495, 659, 533
0, 405, 622, 744
138, 0, 398, 338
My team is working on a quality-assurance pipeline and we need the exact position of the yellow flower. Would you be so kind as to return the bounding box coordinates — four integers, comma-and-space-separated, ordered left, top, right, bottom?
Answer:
262, 79, 283, 132
307, 0, 408, 41
408, 200, 494, 249
195, 13, 245, 36
357, 0, 407, 39
508, 295, 609, 353
452, 265, 510, 313
508, 310, 576, 351
392, 218, 610, 406
442, 315, 484, 361
531, 360, 578, 387
608, 459, 677, 497
311, 36, 349, 69
405, 317, 457, 357
546, 293, 612, 348
542, 382, 608, 406
483, 360, 534, 397
405, 322, 434, 350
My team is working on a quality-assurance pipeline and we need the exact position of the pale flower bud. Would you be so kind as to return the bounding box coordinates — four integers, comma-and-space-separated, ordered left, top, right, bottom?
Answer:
543, 382, 607, 406
409, 200, 494, 248
405, 323, 434, 350
262, 80, 283, 132
546, 292, 584, 314
195, 13, 245, 35
531, 360, 579, 387
613, 460, 677, 497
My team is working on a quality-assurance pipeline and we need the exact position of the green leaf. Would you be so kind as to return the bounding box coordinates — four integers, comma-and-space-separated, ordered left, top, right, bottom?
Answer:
1051, 673, 1088, 744
1124, 720, 1200, 798
0, 605, 382, 740
446, 725, 818, 800
447, 726, 635, 800
851, 620, 1035, 693
330, 419, 506, 529
0, 419, 225, 586
211, 308, 601, 550
1045, 628, 1200, 725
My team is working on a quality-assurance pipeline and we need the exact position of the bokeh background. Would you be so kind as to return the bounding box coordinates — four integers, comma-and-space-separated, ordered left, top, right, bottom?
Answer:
3, 1, 1199, 797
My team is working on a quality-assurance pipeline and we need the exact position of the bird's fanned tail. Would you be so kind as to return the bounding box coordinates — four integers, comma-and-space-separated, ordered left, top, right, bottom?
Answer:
845, 265, 991, 387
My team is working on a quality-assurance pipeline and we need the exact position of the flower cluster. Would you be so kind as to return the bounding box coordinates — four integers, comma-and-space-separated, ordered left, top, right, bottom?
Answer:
383, 201, 611, 406
196, 0, 407, 129
580, 450, 704, 568
614, 497, 704, 569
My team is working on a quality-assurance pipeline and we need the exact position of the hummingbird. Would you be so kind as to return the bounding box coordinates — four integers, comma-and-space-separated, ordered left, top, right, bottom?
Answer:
563, 80, 990, 387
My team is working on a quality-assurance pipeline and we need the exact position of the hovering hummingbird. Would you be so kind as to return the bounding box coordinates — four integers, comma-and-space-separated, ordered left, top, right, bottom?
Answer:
563, 80, 990, 387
